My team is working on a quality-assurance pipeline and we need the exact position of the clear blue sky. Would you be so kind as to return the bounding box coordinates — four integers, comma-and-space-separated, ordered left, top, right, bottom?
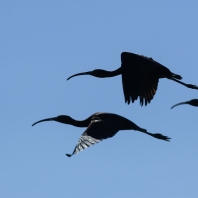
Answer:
1, 1, 198, 197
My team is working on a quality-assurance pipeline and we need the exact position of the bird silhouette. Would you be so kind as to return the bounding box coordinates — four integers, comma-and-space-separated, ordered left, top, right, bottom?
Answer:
32, 112, 170, 157
67, 52, 198, 106
171, 99, 198, 109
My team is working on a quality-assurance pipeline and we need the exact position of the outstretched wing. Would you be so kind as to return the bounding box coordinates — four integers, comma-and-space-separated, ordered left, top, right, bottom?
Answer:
66, 118, 119, 157
121, 52, 160, 106
139, 75, 159, 106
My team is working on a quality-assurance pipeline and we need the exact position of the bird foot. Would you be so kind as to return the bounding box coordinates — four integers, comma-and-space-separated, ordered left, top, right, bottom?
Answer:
186, 84, 198, 90
153, 133, 171, 141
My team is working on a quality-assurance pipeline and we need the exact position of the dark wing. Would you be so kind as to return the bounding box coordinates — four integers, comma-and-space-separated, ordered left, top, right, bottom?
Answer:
66, 118, 119, 157
121, 52, 160, 106
139, 74, 159, 106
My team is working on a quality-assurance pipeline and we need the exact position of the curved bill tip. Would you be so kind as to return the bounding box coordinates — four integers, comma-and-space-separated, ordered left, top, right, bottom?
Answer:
67, 75, 74, 81
67, 72, 90, 81
171, 102, 187, 109
171, 105, 176, 109
32, 121, 40, 126
32, 118, 54, 126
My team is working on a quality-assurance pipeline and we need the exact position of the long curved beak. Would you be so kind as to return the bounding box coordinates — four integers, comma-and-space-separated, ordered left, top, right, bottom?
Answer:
32, 117, 55, 126
171, 102, 187, 109
67, 71, 90, 80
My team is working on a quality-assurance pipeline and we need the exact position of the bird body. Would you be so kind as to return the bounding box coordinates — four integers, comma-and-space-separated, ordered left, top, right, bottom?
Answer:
67, 52, 198, 106
171, 99, 198, 109
32, 112, 170, 157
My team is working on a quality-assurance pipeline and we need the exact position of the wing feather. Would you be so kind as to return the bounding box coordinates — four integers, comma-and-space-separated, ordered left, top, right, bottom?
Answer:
66, 118, 119, 157
121, 52, 160, 106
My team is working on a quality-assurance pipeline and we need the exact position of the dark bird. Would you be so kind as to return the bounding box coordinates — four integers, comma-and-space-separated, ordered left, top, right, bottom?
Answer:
32, 112, 170, 157
171, 99, 198, 109
67, 52, 198, 106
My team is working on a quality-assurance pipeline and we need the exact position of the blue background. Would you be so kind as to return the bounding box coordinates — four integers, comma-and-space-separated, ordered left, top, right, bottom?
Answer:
1, 1, 198, 197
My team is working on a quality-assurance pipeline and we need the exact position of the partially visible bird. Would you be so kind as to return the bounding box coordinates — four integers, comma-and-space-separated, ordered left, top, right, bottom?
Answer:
171, 99, 198, 109
67, 52, 198, 106
32, 112, 170, 157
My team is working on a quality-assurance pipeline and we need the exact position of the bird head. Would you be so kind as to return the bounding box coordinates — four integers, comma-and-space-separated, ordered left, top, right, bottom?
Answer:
188, 99, 198, 106
67, 69, 108, 80
32, 115, 72, 126
171, 99, 198, 109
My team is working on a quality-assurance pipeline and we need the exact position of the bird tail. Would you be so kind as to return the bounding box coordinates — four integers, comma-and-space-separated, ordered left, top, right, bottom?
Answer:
171, 73, 182, 80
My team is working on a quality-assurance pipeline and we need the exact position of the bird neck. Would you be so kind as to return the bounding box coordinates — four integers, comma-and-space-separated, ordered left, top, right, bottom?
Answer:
105, 67, 122, 77
110, 67, 122, 77
67, 116, 92, 127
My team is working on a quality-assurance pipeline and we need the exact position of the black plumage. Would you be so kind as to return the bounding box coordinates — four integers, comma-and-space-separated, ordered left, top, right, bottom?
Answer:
67, 52, 198, 106
32, 112, 170, 157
